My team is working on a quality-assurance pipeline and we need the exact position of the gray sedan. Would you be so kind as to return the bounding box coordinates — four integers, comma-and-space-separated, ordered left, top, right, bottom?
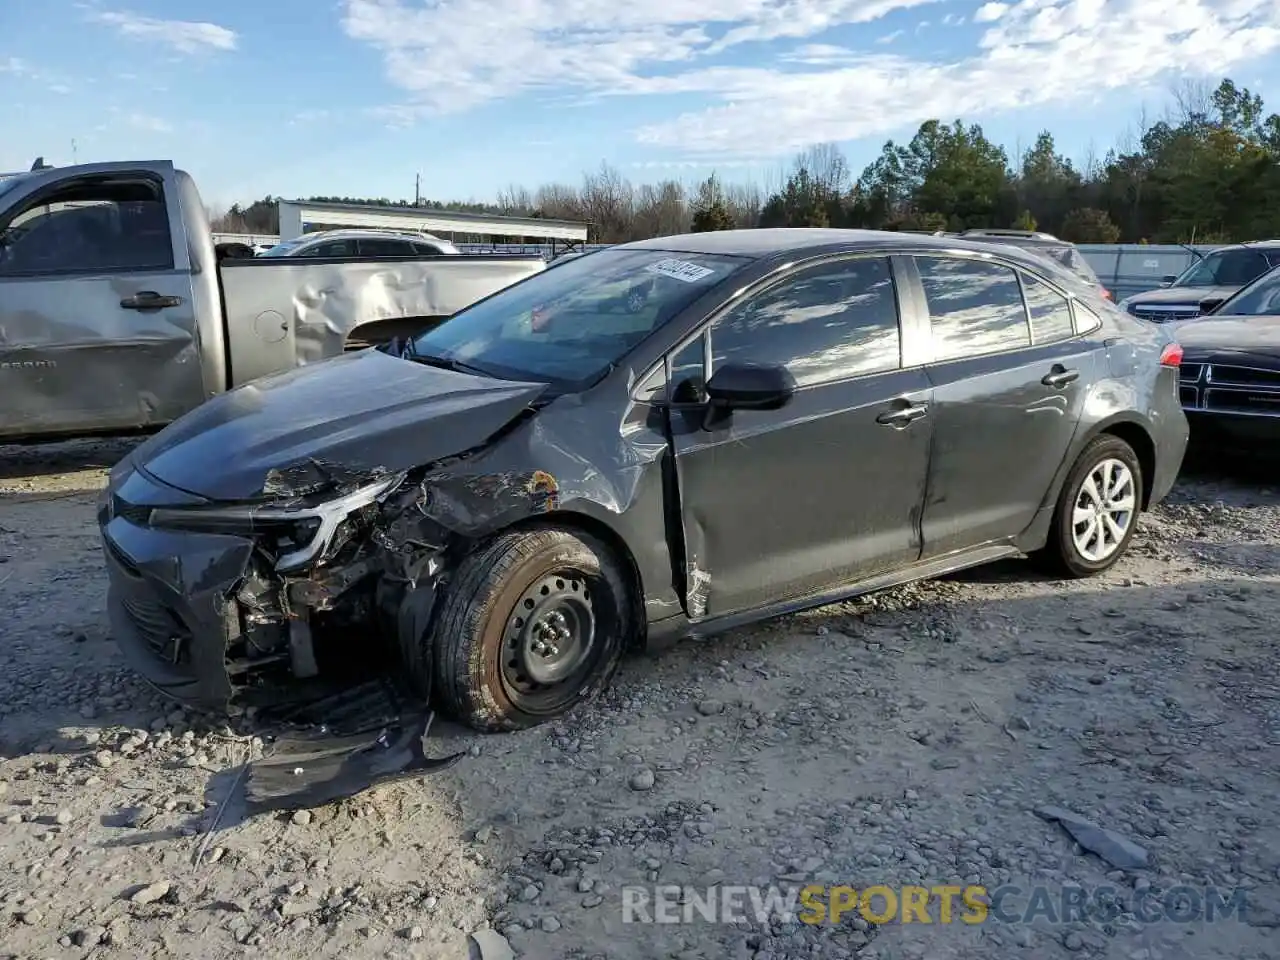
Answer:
98, 229, 1189, 733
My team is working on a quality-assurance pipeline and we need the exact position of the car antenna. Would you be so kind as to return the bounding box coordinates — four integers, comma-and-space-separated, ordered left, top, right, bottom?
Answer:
30, 156, 53, 171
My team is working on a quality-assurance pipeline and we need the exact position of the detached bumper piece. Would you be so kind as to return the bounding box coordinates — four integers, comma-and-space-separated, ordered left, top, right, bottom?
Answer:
243, 679, 466, 814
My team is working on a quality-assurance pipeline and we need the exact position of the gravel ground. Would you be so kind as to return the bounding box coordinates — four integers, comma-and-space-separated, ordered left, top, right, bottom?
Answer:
1, 438, 1279, 960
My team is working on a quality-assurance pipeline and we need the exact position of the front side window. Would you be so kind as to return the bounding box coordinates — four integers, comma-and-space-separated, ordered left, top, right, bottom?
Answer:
1020, 272, 1076, 343
1175, 249, 1270, 287
916, 256, 1030, 361
301, 238, 357, 257
0, 178, 172, 276
259, 238, 310, 257
409, 248, 747, 389
710, 257, 902, 388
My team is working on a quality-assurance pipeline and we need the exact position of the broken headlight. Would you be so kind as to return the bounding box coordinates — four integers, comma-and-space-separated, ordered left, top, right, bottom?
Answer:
148, 475, 404, 573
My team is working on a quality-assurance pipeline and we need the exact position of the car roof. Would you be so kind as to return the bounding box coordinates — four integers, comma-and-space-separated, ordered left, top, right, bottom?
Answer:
294, 229, 452, 244
617, 228, 1089, 274
1203, 240, 1280, 251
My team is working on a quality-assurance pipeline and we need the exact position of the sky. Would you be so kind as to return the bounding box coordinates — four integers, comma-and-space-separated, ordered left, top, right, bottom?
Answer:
2, 0, 1280, 211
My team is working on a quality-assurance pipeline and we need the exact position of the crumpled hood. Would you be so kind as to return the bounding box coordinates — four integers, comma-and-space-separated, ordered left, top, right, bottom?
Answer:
1176, 316, 1280, 367
130, 349, 548, 501
1126, 284, 1236, 308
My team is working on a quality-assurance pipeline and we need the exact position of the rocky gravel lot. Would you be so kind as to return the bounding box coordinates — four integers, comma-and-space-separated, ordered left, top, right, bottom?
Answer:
1, 438, 1279, 960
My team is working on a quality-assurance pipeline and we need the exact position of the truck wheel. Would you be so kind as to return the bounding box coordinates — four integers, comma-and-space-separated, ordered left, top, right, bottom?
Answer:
1036, 434, 1143, 578
428, 527, 632, 731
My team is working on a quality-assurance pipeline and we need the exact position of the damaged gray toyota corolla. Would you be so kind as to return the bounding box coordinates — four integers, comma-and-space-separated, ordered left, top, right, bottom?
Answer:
99, 229, 1189, 735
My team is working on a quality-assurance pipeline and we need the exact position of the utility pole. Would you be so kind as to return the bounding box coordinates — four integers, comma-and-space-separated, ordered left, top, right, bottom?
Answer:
71, 138, 77, 164
414, 173, 421, 206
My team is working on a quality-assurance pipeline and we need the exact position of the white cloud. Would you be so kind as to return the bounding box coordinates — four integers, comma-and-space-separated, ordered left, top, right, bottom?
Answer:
341, 0, 939, 114
126, 112, 172, 133
93, 11, 237, 54
342, 0, 1280, 157
877, 29, 905, 43
0, 57, 28, 74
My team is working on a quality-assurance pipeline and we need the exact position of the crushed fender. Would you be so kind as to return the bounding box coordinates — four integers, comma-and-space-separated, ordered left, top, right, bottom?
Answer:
241, 678, 466, 814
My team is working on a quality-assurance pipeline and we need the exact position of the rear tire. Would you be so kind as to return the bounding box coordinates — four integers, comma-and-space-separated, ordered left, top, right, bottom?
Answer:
427, 527, 631, 732
1036, 434, 1143, 578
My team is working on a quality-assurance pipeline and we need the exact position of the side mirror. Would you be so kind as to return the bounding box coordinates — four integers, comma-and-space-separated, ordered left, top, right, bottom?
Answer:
1161, 275, 1177, 286
705, 362, 795, 412
1199, 298, 1225, 315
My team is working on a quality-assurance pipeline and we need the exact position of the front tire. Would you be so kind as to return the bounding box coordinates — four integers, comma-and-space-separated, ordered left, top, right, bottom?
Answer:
428, 527, 632, 732
1037, 434, 1143, 578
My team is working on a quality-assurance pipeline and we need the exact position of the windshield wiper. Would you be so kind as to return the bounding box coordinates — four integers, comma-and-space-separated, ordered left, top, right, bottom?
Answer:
403, 346, 494, 378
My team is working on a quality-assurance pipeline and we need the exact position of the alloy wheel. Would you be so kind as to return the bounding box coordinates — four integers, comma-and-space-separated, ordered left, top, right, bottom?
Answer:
1071, 457, 1137, 563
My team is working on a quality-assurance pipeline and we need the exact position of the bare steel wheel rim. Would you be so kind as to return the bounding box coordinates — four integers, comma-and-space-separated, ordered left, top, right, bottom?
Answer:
1071, 457, 1137, 563
501, 572, 597, 712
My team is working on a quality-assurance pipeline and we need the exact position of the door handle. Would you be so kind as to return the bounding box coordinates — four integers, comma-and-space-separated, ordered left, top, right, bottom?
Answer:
120, 291, 183, 311
1042, 366, 1080, 388
876, 403, 929, 427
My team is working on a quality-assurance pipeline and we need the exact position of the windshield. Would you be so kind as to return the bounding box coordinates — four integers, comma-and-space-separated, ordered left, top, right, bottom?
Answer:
258, 237, 311, 257
407, 248, 748, 388
1212, 264, 1280, 316
1173, 248, 1271, 287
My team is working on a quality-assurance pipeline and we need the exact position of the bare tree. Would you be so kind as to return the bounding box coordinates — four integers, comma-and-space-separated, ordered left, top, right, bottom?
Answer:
495, 184, 533, 215
633, 180, 689, 239
534, 183, 585, 221
579, 162, 635, 243
724, 180, 763, 228
1169, 77, 1214, 123
794, 143, 850, 195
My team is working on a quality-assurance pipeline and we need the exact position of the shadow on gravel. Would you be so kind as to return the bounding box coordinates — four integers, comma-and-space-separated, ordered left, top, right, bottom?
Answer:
1180, 441, 1280, 488
2, 576, 1270, 876
0, 488, 105, 503
0, 436, 143, 480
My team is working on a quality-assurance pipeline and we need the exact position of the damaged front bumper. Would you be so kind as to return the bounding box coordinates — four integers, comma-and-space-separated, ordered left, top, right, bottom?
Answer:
99, 463, 442, 711
100, 463, 466, 808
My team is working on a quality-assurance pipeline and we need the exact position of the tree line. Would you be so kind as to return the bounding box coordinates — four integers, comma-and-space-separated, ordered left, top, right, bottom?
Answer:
211, 77, 1280, 246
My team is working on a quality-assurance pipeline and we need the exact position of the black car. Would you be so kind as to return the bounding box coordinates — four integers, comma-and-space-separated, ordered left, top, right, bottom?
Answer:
98, 229, 1190, 732
1118, 240, 1280, 323
1175, 263, 1280, 448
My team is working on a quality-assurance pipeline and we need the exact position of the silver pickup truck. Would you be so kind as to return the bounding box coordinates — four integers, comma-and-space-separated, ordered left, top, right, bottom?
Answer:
0, 160, 545, 443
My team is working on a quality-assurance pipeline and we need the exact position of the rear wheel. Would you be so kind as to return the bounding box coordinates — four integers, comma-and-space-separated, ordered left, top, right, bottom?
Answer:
427, 527, 631, 731
1036, 435, 1143, 578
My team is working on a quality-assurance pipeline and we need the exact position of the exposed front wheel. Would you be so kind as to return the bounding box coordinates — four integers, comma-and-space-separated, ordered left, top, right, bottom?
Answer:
427, 527, 632, 731
1037, 435, 1144, 578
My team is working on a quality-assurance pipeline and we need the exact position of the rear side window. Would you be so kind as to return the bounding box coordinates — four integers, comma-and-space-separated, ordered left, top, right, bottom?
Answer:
915, 257, 1030, 361
711, 256, 902, 387
1073, 302, 1103, 334
1020, 272, 1075, 343
359, 237, 413, 257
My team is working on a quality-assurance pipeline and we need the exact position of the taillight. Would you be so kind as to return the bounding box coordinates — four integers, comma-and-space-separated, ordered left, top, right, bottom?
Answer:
1101, 287, 1113, 300
1159, 342, 1183, 367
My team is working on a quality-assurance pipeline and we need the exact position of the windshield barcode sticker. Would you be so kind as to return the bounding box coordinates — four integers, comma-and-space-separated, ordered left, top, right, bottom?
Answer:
646, 258, 715, 283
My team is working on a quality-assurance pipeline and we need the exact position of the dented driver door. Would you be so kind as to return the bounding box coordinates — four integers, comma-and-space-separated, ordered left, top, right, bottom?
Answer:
665, 255, 933, 622
0, 162, 203, 440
